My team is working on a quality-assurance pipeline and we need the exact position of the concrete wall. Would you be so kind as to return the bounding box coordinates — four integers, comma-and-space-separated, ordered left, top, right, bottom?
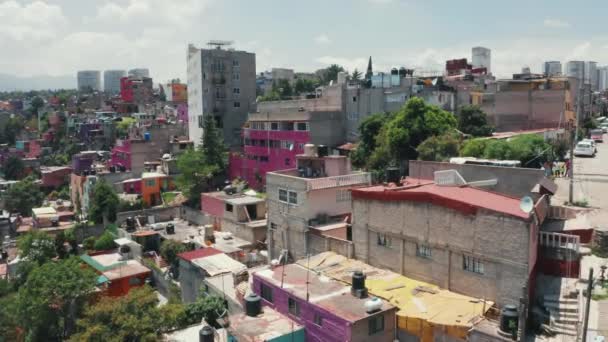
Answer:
116, 205, 180, 226
180, 206, 209, 226
179, 259, 204, 303
352, 198, 532, 306
221, 219, 266, 244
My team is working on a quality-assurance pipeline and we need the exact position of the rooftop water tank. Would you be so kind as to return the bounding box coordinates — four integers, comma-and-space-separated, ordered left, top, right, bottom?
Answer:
304, 144, 317, 157
199, 325, 214, 342
351, 270, 368, 298
245, 293, 262, 317
144, 132, 151, 141
365, 297, 383, 313
499, 304, 518, 336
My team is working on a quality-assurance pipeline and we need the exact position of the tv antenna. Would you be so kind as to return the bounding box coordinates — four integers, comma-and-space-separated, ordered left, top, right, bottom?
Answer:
207, 40, 233, 49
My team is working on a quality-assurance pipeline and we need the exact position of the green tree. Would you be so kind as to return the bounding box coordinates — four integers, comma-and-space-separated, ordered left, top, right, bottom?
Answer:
351, 69, 362, 81
16, 258, 97, 341
258, 91, 281, 102
294, 78, 317, 94
1, 155, 24, 180
380, 97, 457, 162
93, 230, 116, 251
274, 79, 293, 98
17, 230, 57, 265
70, 286, 163, 341
30, 96, 44, 114
183, 295, 227, 328
160, 240, 187, 268
4, 176, 44, 215
89, 180, 119, 224
320, 64, 345, 85
460, 138, 488, 157
351, 112, 391, 169
200, 115, 227, 170
4, 116, 24, 145
416, 133, 461, 161
458, 105, 494, 137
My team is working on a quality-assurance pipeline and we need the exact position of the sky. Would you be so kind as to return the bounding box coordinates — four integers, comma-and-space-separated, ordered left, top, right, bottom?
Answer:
2, 0, 608, 86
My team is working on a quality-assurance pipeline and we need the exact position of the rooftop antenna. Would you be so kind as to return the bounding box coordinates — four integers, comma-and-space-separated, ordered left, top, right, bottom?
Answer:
305, 253, 310, 302
207, 40, 233, 49
519, 196, 534, 214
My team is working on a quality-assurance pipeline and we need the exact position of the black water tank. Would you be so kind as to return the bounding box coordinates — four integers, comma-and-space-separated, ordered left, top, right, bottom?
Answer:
199, 325, 214, 342
166, 223, 175, 235
499, 304, 519, 335
1, 250, 8, 260
126, 217, 135, 232
352, 270, 366, 290
317, 145, 329, 158
385, 167, 400, 183
109, 165, 116, 173
245, 293, 262, 317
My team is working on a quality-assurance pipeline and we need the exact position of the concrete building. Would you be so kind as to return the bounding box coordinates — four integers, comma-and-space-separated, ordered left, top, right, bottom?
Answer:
103, 70, 126, 94
350, 170, 552, 307
77, 70, 101, 91
586, 61, 598, 90
253, 263, 397, 342
544, 61, 562, 77
473, 77, 577, 132
80, 253, 150, 297
566, 61, 585, 81
266, 152, 371, 261
472, 47, 491, 74
120, 76, 154, 105
128, 68, 150, 78
162, 82, 187, 103
187, 43, 256, 148
598, 66, 608, 91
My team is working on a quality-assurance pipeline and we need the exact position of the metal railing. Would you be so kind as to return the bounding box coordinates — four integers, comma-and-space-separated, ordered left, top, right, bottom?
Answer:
306, 173, 371, 191
539, 231, 580, 252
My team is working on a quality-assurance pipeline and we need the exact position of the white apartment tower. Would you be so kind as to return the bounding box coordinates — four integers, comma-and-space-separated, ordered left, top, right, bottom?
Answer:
77, 70, 101, 91
187, 42, 256, 148
598, 66, 608, 92
472, 47, 491, 73
103, 69, 126, 94
543, 61, 562, 77
566, 61, 585, 81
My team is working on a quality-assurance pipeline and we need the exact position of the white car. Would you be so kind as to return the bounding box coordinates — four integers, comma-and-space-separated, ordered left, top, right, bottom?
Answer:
601, 124, 608, 133
574, 142, 595, 157
582, 139, 597, 153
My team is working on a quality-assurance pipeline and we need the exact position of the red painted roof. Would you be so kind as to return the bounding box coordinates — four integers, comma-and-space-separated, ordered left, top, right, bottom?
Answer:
178, 247, 223, 262
351, 178, 531, 220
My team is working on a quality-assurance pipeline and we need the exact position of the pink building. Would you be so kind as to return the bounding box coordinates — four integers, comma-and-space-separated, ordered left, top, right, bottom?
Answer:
110, 139, 132, 171
229, 108, 344, 189
41, 166, 72, 189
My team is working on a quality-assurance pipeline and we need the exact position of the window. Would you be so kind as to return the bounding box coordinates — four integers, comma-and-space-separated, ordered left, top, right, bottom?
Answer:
288, 297, 300, 317
198, 115, 204, 128
417, 244, 432, 259
377, 233, 391, 247
288, 191, 297, 205
270, 122, 279, 131
233, 88, 240, 94
146, 179, 156, 187
281, 140, 294, 150
233, 73, 240, 81
285, 158, 291, 166
269, 140, 280, 148
279, 189, 288, 202
234, 101, 241, 108
233, 60, 240, 67
463, 255, 484, 274
260, 156, 269, 162
352, 96, 357, 102
128, 277, 142, 286
314, 313, 323, 326
368, 315, 384, 335
283, 122, 294, 131
336, 189, 351, 202
296, 122, 309, 131
225, 203, 233, 212
261, 283, 273, 303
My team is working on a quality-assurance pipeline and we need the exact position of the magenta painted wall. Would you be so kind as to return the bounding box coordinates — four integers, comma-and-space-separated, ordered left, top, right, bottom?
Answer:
122, 179, 142, 194
201, 194, 225, 218
176, 103, 188, 124
110, 140, 132, 170
252, 274, 352, 342
229, 128, 311, 189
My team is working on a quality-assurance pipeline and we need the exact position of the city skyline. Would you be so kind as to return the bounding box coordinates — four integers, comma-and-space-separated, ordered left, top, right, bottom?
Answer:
2, 0, 608, 86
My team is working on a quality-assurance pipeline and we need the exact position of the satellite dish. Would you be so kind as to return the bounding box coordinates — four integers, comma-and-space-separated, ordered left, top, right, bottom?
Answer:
519, 196, 534, 214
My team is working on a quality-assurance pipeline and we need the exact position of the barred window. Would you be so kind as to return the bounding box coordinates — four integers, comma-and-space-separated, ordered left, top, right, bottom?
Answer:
463, 255, 484, 274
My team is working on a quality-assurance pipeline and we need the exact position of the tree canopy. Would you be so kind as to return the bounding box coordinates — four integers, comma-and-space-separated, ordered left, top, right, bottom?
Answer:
320, 64, 345, 85
89, 180, 119, 224
4, 176, 44, 215
457, 105, 493, 137
16, 258, 97, 341
461, 134, 552, 168
1, 155, 25, 180
93, 230, 117, 251
18, 230, 57, 265
416, 133, 461, 162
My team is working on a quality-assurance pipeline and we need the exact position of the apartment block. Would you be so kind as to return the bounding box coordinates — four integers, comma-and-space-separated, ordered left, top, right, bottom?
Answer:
120, 76, 154, 105
351, 170, 551, 307
266, 151, 371, 261
187, 43, 256, 148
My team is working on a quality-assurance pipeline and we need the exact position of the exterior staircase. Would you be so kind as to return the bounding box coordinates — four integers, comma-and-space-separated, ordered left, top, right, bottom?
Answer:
542, 294, 580, 337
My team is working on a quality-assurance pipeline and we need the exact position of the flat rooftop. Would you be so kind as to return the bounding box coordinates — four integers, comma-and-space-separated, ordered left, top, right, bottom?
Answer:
351, 178, 531, 220
228, 306, 303, 341
254, 263, 394, 322
192, 253, 247, 277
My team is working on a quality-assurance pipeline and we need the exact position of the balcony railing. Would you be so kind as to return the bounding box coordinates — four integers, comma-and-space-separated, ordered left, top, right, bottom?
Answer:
539, 231, 580, 252
306, 173, 371, 191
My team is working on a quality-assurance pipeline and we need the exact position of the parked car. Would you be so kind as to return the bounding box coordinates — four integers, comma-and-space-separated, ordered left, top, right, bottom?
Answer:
582, 139, 597, 153
601, 124, 608, 133
590, 129, 604, 142
574, 141, 595, 157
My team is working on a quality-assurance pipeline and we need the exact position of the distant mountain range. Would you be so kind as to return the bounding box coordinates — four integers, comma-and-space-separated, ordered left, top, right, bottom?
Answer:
0, 73, 75, 91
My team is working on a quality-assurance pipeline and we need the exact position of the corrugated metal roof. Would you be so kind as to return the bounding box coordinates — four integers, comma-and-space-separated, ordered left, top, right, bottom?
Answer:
192, 253, 246, 277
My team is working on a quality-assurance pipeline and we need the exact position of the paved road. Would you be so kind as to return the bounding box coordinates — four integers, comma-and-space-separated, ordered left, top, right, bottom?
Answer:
554, 134, 608, 210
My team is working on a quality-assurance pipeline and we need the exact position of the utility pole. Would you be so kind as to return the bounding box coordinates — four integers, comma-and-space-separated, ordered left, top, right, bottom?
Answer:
582, 267, 593, 342
570, 65, 584, 204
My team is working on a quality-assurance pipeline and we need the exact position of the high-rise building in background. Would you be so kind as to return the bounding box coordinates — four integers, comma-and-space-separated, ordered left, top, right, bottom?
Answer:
472, 47, 491, 74
566, 61, 585, 81
598, 66, 608, 92
103, 70, 126, 94
187, 42, 256, 148
586, 61, 598, 90
128, 68, 150, 78
77, 70, 101, 91
543, 61, 562, 77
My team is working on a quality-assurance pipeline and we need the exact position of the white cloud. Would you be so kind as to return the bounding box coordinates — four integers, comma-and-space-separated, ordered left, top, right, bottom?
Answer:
315, 56, 368, 73
543, 18, 570, 28
314, 34, 331, 45
95, 0, 212, 29
0, 1, 67, 41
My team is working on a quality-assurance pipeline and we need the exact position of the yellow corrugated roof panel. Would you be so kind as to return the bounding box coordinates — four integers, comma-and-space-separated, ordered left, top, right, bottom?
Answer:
297, 252, 492, 329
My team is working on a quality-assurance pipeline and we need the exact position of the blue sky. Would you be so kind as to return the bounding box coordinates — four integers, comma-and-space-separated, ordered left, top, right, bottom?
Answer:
1, 0, 607, 83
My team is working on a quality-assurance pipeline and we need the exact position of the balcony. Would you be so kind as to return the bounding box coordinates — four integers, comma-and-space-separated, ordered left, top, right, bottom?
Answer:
269, 169, 371, 191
